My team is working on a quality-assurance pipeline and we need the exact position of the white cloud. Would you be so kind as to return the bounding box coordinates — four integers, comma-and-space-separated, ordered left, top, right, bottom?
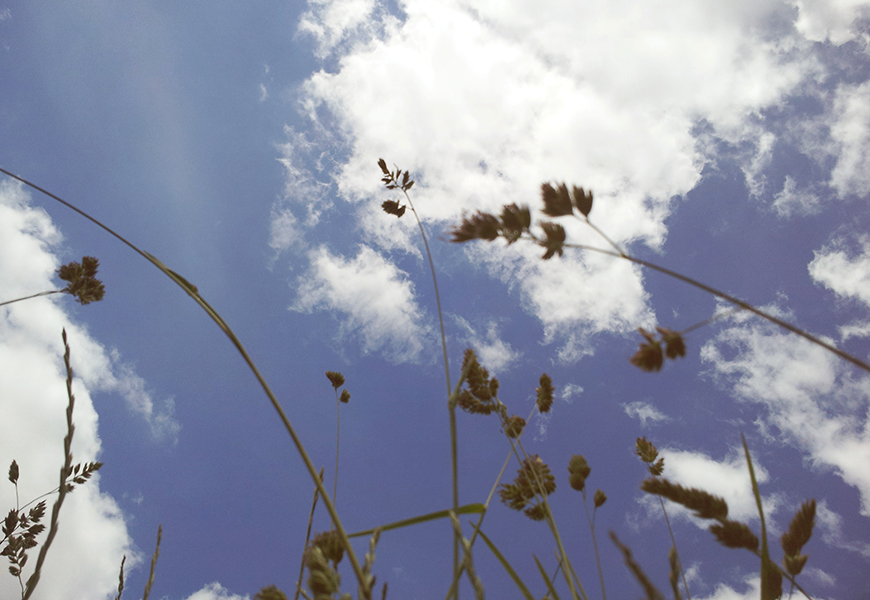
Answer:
470, 242, 655, 362
793, 0, 870, 44
560, 383, 583, 404
623, 401, 670, 427
701, 319, 870, 516
771, 175, 821, 217
695, 576, 761, 600
291, 245, 434, 362
0, 180, 137, 599
297, 0, 380, 58
269, 207, 304, 253
839, 320, 870, 341
809, 235, 870, 307
275, 126, 333, 231
282, 0, 834, 361
816, 499, 870, 558
828, 81, 870, 198
183, 582, 250, 600
454, 316, 520, 372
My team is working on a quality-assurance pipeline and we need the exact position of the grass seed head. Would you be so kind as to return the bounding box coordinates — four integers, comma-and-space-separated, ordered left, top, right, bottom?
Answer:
709, 520, 759, 550
536, 373, 554, 413
630, 328, 664, 372
568, 455, 591, 492
504, 415, 525, 439
641, 478, 729, 521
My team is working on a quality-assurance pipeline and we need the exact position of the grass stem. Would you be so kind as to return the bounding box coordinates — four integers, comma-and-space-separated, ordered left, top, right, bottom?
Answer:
0, 168, 370, 595
0, 290, 64, 307
399, 182, 459, 596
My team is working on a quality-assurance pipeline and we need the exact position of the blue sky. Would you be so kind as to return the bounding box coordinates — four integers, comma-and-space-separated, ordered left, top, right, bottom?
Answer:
2, 1, 870, 599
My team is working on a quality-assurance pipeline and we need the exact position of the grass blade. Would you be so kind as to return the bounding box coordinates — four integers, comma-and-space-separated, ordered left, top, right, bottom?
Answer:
742, 434, 781, 600
348, 504, 485, 538
474, 527, 535, 600
534, 554, 562, 600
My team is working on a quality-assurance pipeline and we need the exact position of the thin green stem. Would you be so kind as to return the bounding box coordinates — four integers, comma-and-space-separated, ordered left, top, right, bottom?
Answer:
400, 185, 459, 596
679, 308, 740, 337
334, 390, 341, 512
0, 289, 64, 307
581, 216, 626, 258
581, 494, 606, 600
743, 434, 772, 600
512, 433, 587, 600
294, 468, 325, 600
446, 393, 556, 598
657, 495, 689, 600
0, 168, 370, 595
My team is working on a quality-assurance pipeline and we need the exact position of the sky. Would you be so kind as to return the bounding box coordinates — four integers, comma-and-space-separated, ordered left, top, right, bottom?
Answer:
1, 1, 870, 599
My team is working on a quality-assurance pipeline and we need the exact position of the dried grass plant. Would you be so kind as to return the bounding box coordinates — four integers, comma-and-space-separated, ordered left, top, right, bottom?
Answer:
3, 161, 858, 599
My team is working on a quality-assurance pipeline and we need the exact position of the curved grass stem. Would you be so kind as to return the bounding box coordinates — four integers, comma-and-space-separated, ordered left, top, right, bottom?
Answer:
398, 183, 460, 596
519, 229, 870, 375
0, 168, 370, 596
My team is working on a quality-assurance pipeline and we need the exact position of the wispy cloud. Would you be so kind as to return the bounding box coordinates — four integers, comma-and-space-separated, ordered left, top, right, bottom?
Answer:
771, 176, 821, 217
454, 316, 520, 373
291, 244, 434, 362
816, 499, 870, 558
623, 401, 670, 427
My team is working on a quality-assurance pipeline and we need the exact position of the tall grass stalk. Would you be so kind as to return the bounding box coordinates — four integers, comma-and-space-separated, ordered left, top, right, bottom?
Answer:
378, 161, 460, 594
21, 329, 76, 600
579, 491, 605, 600
141, 524, 162, 600
657, 496, 688, 600
507, 419, 586, 600
0, 168, 370, 594
444, 401, 536, 599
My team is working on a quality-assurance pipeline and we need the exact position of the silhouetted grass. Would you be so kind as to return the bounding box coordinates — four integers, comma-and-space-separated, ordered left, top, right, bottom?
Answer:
1, 164, 842, 599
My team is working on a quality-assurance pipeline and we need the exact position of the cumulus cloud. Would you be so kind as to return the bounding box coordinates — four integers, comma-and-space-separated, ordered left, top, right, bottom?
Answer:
184, 582, 250, 600
279, 0, 850, 361
701, 318, 870, 516
472, 243, 655, 362
623, 401, 670, 427
793, 0, 870, 44
809, 235, 870, 307
0, 180, 138, 599
291, 245, 434, 362
657, 446, 778, 525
